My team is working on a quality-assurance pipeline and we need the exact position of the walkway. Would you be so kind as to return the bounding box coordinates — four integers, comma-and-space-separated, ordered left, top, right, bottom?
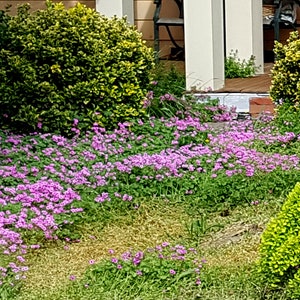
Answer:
215, 63, 272, 94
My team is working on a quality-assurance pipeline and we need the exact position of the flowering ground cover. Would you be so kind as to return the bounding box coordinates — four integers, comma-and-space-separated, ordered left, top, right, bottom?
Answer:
0, 113, 299, 299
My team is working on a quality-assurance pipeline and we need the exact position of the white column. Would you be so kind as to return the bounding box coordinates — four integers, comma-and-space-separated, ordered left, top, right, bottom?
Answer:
184, 0, 224, 91
225, 0, 263, 74
96, 0, 134, 24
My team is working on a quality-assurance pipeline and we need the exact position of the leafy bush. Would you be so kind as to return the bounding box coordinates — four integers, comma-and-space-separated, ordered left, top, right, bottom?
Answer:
258, 182, 300, 298
0, 1, 154, 135
0, 8, 10, 49
272, 103, 300, 135
225, 50, 258, 78
270, 31, 300, 107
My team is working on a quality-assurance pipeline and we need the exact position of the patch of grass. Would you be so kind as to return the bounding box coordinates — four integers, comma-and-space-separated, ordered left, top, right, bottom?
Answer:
17, 201, 187, 299
17, 197, 287, 300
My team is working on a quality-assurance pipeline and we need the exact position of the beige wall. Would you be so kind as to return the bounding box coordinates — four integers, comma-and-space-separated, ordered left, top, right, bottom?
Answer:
134, 0, 184, 57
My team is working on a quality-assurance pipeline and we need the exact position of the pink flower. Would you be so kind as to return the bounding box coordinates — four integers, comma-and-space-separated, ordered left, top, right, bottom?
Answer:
169, 269, 176, 275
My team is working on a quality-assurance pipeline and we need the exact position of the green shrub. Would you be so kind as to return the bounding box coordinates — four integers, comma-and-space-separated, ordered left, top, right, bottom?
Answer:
258, 182, 300, 298
224, 50, 258, 79
0, 1, 154, 135
273, 103, 300, 135
270, 31, 300, 107
0, 8, 11, 49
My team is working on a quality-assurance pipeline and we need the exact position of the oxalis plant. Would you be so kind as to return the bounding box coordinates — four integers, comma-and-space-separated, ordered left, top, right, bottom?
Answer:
68, 243, 206, 298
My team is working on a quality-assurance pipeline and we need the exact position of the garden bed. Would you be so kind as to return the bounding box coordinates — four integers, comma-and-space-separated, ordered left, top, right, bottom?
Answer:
0, 114, 299, 299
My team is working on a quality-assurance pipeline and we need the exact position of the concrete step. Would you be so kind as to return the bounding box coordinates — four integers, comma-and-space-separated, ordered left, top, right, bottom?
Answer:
194, 93, 275, 117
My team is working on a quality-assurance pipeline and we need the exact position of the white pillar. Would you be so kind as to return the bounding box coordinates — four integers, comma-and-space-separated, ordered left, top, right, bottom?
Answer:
96, 0, 134, 24
225, 0, 263, 74
184, 0, 224, 91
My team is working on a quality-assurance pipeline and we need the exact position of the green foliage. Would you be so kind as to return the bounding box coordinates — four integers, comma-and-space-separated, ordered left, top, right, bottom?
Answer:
0, 1, 154, 135
185, 214, 223, 246
0, 266, 23, 299
69, 243, 203, 299
273, 103, 300, 136
0, 7, 11, 49
258, 182, 300, 298
225, 50, 258, 79
150, 63, 186, 99
270, 31, 300, 108
145, 64, 186, 118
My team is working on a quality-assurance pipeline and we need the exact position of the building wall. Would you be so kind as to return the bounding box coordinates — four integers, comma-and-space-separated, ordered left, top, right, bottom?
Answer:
134, 0, 184, 57
2, 0, 299, 60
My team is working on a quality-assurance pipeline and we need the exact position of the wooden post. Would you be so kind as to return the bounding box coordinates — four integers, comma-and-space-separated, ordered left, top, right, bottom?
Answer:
96, 0, 134, 24
184, 0, 225, 91
225, 0, 263, 74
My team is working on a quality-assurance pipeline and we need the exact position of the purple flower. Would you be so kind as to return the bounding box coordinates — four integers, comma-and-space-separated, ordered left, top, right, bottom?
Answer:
16, 256, 25, 263
169, 269, 176, 275
95, 192, 110, 203
69, 275, 76, 281
143, 99, 151, 108
111, 258, 118, 264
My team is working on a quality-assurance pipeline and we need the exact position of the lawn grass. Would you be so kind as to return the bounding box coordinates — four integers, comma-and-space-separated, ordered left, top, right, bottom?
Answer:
16, 197, 285, 300
20, 201, 186, 298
